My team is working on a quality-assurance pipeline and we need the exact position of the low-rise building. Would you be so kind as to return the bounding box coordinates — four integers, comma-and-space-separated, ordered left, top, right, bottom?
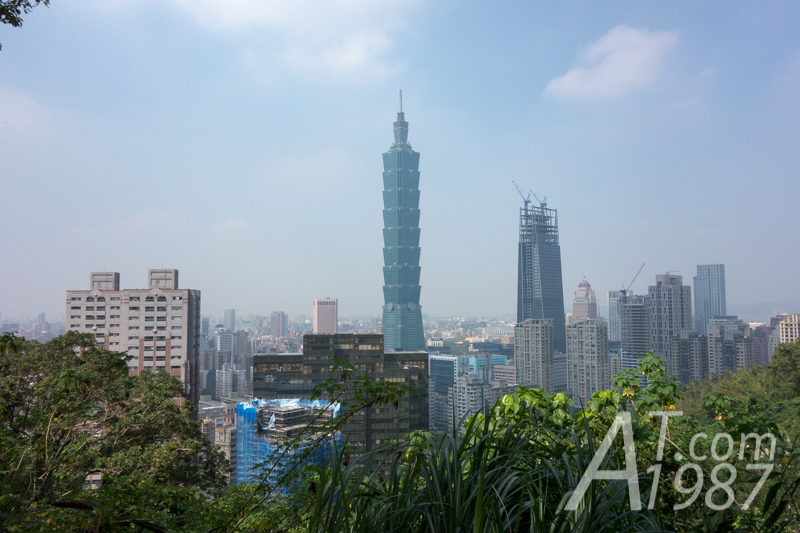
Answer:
493, 364, 516, 384
215, 422, 237, 484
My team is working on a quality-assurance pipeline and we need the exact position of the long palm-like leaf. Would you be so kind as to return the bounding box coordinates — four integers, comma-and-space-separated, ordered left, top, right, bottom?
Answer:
305, 403, 666, 533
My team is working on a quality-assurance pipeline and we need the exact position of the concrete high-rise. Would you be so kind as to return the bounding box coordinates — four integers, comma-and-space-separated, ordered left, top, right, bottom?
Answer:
270, 311, 288, 337
66, 270, 201, 407
381, 91, 425, 351
671, 331, 708, 384
553, 352, 567, 393
313, 298, 338, 334
453, 373, 489, 427
572, 277, 598, 321
517, 198, 566, 352
750, 325, 772, 367
694, 264, 726, 335
707, 317, 752, 377
607, 290, 624, 342
621, 295, 649, 360
513, 319, 554, 392
565, 319, 609, 404
648, 274, 693, 378
223, 309, 236, 331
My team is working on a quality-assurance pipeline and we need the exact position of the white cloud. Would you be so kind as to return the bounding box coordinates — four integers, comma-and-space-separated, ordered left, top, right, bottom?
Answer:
545, 25, 678, 99
168, 0, 419, 81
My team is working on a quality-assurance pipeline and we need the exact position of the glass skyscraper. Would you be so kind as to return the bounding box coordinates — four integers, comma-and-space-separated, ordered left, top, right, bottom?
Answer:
694, 264, 726, 335
381, 93, 425, 351
517, 202, 566, 353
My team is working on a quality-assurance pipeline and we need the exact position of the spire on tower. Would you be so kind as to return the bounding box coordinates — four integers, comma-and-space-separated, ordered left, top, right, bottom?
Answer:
394, 90, 408, 144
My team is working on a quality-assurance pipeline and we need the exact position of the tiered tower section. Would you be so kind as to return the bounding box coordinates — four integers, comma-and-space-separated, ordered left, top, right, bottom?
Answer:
381, 92, 424, 351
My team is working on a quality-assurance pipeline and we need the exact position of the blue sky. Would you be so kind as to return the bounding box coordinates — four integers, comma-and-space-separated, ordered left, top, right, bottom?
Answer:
1, 1, 799, 321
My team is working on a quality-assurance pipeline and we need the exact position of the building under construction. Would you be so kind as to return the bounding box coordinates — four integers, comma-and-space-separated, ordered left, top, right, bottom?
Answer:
516, 196, 566, 353
236, 398, 340, 485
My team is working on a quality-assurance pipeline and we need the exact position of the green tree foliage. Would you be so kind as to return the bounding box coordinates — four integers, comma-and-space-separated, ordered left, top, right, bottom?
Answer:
680, 339, 800, 436
0, 331, 227, 532
674, 339, 800, 532
0, 0, 49, 50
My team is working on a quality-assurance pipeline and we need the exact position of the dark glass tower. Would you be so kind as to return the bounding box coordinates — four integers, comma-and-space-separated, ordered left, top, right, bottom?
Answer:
517, 201, 566, 353
381, 91, 424, 351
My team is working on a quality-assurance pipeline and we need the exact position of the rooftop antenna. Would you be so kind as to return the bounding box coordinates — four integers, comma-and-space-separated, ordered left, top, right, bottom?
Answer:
399, 89, 403, 113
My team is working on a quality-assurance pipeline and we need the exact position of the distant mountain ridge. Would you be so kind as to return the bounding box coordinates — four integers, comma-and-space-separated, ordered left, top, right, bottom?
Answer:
727, 302, 800, 323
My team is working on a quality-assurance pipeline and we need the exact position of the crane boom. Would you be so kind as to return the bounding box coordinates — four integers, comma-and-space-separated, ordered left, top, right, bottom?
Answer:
621, 263, 645, 304
512, 181, 530, 207
530, 191, 547, 208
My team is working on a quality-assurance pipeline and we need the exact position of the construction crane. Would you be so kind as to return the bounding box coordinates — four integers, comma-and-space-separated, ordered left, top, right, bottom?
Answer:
621, 263, 645, 304
530, 191, 547, 208
512, 181, 531, 208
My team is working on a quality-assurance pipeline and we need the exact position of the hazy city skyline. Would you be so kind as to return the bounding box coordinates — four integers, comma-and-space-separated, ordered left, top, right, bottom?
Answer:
2, 2, 800, 320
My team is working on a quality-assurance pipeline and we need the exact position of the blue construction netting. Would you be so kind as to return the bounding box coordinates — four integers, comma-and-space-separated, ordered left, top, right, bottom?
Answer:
236, 398, 341, 486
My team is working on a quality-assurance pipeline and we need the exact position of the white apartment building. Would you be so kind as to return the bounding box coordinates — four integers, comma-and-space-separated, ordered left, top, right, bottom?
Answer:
778, 314, 800, 345
565, 319, 609, 405
66, 269, 201, 407
514, 319, 554, 393
313, 297, 338, 334
453, 372, 489, 427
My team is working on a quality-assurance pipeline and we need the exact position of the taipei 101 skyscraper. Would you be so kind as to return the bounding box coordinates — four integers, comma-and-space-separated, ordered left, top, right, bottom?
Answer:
381, 91, 424, 351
